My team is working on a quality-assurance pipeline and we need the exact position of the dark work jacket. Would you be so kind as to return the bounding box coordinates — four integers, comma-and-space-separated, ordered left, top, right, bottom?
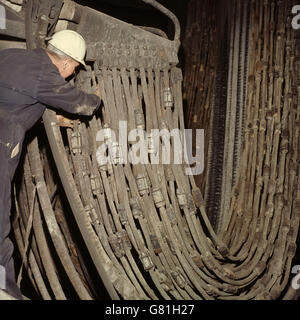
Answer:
0, 48, 100, 133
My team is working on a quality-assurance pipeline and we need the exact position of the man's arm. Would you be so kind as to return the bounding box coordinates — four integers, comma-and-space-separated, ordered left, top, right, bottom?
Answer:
35, 66, 101, 116
56, 114, 74, 128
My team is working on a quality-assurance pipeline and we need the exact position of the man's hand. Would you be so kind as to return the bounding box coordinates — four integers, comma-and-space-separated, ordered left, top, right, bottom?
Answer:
56, 115, 74, 128
94, 86, 101, 98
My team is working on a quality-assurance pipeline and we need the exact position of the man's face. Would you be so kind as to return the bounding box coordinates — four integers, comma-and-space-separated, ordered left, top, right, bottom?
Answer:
57, 59, 80, 79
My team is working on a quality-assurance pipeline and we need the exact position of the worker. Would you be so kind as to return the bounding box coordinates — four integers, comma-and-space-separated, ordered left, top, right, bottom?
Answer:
0, 30, 101, 299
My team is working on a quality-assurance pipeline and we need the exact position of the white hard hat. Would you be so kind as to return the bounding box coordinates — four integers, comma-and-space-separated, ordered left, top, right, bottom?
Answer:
48, 30, 87, 66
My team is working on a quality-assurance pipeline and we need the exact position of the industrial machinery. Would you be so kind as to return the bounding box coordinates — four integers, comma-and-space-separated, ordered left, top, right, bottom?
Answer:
0, 0, 299, 300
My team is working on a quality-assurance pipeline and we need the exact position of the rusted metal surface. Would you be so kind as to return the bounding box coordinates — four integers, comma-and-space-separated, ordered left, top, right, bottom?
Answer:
184, 0, 300, 300
0, 0, 299, 300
